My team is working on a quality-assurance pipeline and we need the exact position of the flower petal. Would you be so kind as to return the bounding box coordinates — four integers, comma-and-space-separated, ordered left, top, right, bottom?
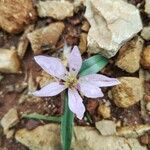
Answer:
79, 74, 120, 87
33, 82, 66, 97
34, 56, 66, 79
78, 82, 104, 98
68, 46, 82, 75
68, 89, 85, 120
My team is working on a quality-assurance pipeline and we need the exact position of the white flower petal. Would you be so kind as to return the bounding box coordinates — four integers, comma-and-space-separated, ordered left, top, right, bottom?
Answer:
78, 82, 104, 98
34, 56, 67, 79
33, 82, 66, 97
68, 46, 82, 75
79, 74, 120, 87
68, 89, 85, 120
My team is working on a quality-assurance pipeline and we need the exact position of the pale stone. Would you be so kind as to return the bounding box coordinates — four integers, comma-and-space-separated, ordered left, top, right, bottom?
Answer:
117, 125, 150, 138
98, 103, 111, 119
111, 77, 144, 108
116, 36, 143, 73
141, 45, 150, 69
17, 25, 35, 59
27, 22, 65, 54
145, 0, 150, 14
146, 102, 150, 112
141, 26, 150, 41
1, 108, 19, 134
36, 71, 54, 88
37, 1, 74, 20
0, 0, 37, 33
15, 124, 61, 150
0, 49, 21, 73
95, 120, 116, 135
79, 33, 87, 54
84, 0, 143, 58
72, 126, 147, 150
15, 124, 147, 150
81, 21, 90, 32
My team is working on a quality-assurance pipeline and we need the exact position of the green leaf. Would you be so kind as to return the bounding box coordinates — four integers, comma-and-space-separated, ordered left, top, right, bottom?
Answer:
61, 92, 74, 150
85, 111, 93, 125
79, 54, 108, 76
22, 113, 61, 123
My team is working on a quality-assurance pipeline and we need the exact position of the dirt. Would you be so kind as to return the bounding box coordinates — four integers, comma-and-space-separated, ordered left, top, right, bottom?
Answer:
0, 0, 149, 149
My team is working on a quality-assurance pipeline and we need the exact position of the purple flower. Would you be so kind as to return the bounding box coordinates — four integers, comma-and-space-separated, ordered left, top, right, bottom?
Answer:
33, 46, 120, 119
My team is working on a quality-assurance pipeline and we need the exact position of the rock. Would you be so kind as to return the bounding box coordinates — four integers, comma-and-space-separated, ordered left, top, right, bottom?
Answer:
27, 72, 38, 95
116, 36, 143, 73
6, 129, 15, 139
81, 21, 90, 32
140, 135, 150, 145
117, 125, 150, 138
37, 1, 74, 20
73, 126, 147, 150
98, 103, 111, 119
27, 22, 65, 54
141, 46, 150, 69
1, 108, 19, 134
15, 123, 147, 150
146, 102, 150, 112
0, 0, 37, 33
96, 120, 116, 135
0, 49, 21, 73
79, 33, 87, 54
15, 124, 61, 150
17, 25, 35, 59
36, 71, 54, 88
84, 0, 142, 58
141, 26, 150, 41
111, 77, 144, 108
145, 0, 150, 15
144, 94, 150, 102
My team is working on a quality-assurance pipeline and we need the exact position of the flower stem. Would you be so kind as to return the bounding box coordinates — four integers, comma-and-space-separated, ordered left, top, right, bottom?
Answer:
61, 91, 74, 150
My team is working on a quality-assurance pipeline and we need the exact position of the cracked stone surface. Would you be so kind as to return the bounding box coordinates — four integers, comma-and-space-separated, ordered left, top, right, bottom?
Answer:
84, 0, 143, 58
15, 124, 147, 150
37, 0, 74, 20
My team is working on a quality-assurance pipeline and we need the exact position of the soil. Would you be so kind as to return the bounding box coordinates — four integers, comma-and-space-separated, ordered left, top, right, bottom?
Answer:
0, 0, 149, 149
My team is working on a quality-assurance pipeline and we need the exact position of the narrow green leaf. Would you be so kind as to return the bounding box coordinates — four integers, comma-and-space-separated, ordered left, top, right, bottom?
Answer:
22, 113, 61, 123
79, 54, 108, 76
61, 92, 74, 150
85, 111, 93, 125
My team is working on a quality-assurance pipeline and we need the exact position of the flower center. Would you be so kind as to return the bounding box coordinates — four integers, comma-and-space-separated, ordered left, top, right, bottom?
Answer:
65, 74, 78, 89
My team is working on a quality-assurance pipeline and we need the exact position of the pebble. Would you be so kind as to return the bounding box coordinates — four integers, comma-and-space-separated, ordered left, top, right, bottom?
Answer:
0, 49, 21, 73
0, 0, 37, 33
98, 103, 111, 119
111, 77, 144, 108
141, 45, 150, 69
37, 0, 74, 20
116, 36, 143, 73
141, 26, 150, 41
85, 0, 142, 58
27, 22, 65, 54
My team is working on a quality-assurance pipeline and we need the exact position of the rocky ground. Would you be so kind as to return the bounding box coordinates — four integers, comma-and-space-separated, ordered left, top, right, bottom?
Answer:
0, 0, 149, 150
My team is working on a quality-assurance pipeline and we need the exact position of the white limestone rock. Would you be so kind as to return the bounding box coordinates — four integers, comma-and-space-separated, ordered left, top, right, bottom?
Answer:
1, 108, 19, 134
37, 0, 74, 20
15, 124, 147, 150
141, 26, 150, 41
96, 120, 116, 135
0, 49, 21, 73
145, 0, 150, 15
84, 0, 143, 58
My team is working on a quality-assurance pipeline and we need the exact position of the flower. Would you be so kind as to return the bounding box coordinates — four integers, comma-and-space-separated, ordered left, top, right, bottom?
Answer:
33, 46, 120, 119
